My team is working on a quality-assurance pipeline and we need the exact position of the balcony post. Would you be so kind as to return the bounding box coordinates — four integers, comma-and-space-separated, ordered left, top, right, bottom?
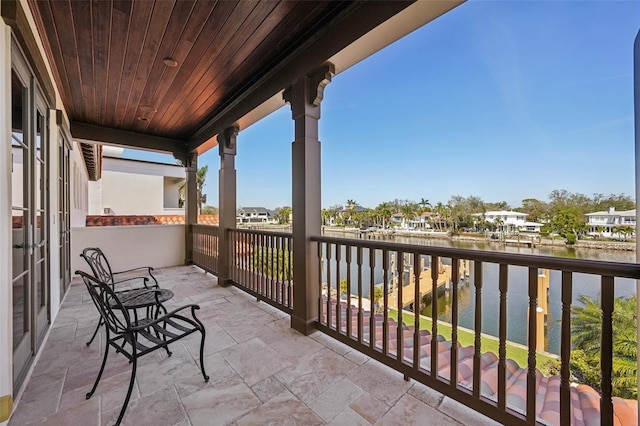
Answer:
218, 126, 238, 286
184, 153, 198, 264
284, 63, 334, 335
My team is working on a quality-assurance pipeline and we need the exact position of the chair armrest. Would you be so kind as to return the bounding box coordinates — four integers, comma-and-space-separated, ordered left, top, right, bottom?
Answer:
112, 276, 151, 288
113, 266, 158, 286
130, 304, 201, 332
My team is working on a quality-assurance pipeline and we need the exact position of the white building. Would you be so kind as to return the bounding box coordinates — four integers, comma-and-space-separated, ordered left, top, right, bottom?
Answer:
585, 207, 636, 238
237, 207, 276, 224
88, 147, 185, 216
473, 210, 542, 233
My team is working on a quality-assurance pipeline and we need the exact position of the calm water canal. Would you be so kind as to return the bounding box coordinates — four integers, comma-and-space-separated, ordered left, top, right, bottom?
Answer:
322, 231, 637, 355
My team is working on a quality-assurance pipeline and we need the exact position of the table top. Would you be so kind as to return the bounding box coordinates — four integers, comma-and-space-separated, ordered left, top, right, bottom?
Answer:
117, 288, 174, 309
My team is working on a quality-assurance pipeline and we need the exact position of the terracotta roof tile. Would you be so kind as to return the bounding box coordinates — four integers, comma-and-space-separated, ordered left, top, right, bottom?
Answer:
86, 214, 219, 226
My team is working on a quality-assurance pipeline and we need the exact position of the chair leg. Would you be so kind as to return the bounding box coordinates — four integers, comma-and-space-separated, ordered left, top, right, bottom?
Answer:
86, 328, 110, 399
86, 318, 103, 347
115, 350, 137, 426
198, 327, 209, 382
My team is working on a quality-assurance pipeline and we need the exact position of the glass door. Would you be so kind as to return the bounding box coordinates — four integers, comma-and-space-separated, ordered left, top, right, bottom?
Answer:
33, 90, 49, 342
11, 44, 51, 391
11, 67, 32, 387
58, 133, 71, 299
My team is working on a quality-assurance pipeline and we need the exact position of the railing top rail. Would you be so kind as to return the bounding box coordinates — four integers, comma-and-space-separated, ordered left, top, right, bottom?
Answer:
191, 224, 219, 228
312, 235, 640, 279
230, 228, 293, 238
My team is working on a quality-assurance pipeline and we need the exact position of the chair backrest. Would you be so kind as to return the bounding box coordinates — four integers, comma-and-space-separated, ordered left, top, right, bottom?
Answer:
76, 270, 131, 334
80, 247, 115, 285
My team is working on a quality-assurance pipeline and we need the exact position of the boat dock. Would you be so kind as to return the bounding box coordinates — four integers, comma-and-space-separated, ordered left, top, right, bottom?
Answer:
387, 260, 468, 309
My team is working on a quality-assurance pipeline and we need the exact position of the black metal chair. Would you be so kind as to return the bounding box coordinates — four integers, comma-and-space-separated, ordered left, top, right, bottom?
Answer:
80, 247, 161, 346
77, 270, 209, 426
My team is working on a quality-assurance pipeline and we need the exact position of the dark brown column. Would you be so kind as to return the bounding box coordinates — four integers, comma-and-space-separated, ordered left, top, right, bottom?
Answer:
218, 126, 238, 286
185, 153, 198, 264
284, 63, 334, 335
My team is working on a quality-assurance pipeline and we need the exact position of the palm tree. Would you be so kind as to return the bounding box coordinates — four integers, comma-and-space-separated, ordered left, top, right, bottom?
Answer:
400, 202, 417, 229
493, 216, 504, 234
433, 202, 447, 231
274, 206, 292, 225
346, 199, 357, 209
375, 202, 394, 229
419, 198, 432, 212
572, 294, 637, 398
178, 165, 208, 214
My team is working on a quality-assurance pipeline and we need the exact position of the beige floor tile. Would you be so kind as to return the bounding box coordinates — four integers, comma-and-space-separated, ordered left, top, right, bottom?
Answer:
24, 398, 100, 426
220, 338, 291, 386
379, 394, 461, 426
327, 409, 372, 426
235, 391, 323, 426
275, 348, 357, 403
259, 328, 324, 362
307, 379, 363, 422
251, 376, 288, 403
8, 381, 62, 425
349, 392, 390, 424
181, 382, 260, 426
135, 353, 203, 396
101, 386, 187, 426
349, 360, 412, 406
438, 397, 501, 426
173, 353, 242, 399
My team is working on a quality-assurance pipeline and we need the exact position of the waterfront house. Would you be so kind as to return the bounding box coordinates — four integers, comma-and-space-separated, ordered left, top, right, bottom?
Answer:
585, 207, 637, 239
1, 1, 638, 425
473, 210, 530, 233
520, 221, 544, 233
236, 207, 276, 225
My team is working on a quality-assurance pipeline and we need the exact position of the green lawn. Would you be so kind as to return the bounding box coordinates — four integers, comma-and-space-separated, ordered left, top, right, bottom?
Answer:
387, 309, 557, 372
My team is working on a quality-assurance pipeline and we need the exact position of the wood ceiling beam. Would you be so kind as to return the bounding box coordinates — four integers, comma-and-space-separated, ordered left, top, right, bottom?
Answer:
187, 0, 414, 153
70, 121, 189, 164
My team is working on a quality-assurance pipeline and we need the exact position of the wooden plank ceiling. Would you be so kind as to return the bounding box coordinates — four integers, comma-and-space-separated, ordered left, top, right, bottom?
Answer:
28, 0, 356, 147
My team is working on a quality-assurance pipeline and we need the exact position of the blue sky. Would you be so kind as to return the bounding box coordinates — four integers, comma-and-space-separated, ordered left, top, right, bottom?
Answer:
126, 1, 640, 210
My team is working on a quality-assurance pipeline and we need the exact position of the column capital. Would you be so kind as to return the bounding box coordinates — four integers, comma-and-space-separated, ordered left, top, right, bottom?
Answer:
186, 152, 198, 171
218, 125, 239, 156
284, 63, 335, 118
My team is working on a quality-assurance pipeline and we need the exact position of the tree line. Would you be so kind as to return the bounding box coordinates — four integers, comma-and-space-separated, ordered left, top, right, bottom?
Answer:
297, 190, 634, 240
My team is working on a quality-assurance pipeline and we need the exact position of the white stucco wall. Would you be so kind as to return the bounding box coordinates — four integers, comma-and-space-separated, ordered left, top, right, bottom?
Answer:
95, 157, 185, 216
87, 180, 102, 215
71, 225, 185, 275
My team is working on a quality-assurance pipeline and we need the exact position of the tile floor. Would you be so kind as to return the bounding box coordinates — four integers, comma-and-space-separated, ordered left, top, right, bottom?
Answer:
9, 265, 499, 426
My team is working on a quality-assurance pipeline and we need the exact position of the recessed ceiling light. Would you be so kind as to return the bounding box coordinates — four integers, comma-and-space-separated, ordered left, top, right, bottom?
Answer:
139, 105, 157, 113
138, 117, 149, 122
163, 57, 178, 67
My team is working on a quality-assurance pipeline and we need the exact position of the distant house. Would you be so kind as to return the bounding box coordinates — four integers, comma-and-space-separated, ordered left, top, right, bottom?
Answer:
327, 204, 368, 226
88, 147, 185, 216
390, 213, 405, 227
387, 211, 430, 230
472, 210, 542, 233
237, 207, 276, 224
413, 212, 436, 229
520, 221, 543, 233
585, 207, 636, 238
